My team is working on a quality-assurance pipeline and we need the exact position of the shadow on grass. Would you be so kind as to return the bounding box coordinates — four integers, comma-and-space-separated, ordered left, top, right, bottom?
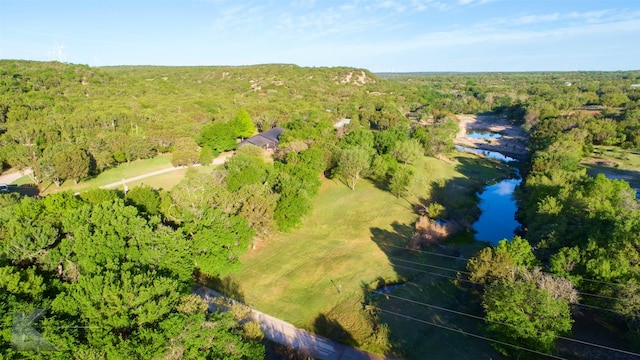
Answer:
199, 274, 246, 303
312, 313, 358, 348
361, 154, 517, 359
583, 162, 640, 190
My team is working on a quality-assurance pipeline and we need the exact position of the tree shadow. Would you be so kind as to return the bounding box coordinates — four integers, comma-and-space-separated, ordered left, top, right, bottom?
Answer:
582, 162, 640, 191
361, 151, 520, 359
198, 274, 245, 303
312, 313, 358, 348
366, 222, 503, 359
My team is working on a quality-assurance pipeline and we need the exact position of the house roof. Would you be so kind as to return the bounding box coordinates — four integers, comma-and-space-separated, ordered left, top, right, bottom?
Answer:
239, 127, 284, 148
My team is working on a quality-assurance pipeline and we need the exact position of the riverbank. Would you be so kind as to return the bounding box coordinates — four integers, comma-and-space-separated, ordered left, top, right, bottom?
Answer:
455, 114, 528, 161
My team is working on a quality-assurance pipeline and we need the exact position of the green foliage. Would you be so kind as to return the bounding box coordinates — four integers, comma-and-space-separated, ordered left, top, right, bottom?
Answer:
230, 109, 257, 138
275, 189, 312, 231
126, 185, 160, 215
53, 146, 90, 184
391, 138, 423, 164
495, 236, 538, 268
388, 164, 413, 198
198, 145, 215, 165
483, 276, 573, 358
170, 137, 200, 167
198, 121, 237, 155
466, 247, 515, 284
342, 128, 375, 151
79, 188, 121, 204
336, 146, 371, 190
190, 207, 254, 277
413, 118, 457, 156
0, 188, 264, 358
224, 149, 269, 191
426, 202, 445, 219
373, 125, 409, 155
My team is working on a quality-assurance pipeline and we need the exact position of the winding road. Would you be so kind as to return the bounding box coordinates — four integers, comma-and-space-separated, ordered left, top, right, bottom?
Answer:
194, 285, 392, 360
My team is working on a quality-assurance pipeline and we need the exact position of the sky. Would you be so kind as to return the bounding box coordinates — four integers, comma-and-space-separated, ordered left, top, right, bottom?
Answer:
1, 0, 639, 72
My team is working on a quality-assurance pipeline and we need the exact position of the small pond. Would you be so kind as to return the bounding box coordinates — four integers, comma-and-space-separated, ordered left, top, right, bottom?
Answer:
466, 131, 502, 140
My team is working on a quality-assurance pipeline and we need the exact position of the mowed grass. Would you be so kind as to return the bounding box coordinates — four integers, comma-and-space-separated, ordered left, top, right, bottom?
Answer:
120, 165, 213, 190
231, 178, 416, 328
40, 155, 174, 194
583, 145, 640, 190
228, 152, 508, 355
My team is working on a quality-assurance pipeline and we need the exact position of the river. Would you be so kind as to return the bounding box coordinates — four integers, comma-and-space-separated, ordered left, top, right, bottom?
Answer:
456, 139, 522, 245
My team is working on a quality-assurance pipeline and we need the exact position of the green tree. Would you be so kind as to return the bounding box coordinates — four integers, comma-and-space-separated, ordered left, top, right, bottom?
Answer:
483, 274, 573, 358
495, 236, 538, 268
126, 185, 160, 215
230, 109, 257, 139
198, 121, 237, 155
274, 188, 312, 231
53, 146, 90, 184
388, 164, 413, 198
224, 147, 269, 192
391, 139, 423, 164
336, 146, 371, 190
199, 145, 215, 165
189, 207, 254, 277
171, 137, 200, 167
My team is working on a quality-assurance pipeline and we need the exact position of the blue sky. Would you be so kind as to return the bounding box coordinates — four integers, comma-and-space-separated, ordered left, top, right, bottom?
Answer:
1, 0, 639, 72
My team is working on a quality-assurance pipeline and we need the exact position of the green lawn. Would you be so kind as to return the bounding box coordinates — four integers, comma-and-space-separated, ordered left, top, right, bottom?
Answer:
228, 153, 508, 357
39, 155, 174, 194
230, 178, 415, 330
582, 146, 640, 190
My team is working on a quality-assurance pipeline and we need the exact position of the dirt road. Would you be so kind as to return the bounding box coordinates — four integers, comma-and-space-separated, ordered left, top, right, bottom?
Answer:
99, 152, 233, 190
194, 285, 391, 360
0, 169, 32, 184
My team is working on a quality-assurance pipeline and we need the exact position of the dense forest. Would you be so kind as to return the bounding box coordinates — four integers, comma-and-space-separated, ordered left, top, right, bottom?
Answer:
1, 60, 640, 358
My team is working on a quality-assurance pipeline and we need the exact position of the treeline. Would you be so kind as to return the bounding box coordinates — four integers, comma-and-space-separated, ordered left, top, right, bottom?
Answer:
0, 61, 381, 188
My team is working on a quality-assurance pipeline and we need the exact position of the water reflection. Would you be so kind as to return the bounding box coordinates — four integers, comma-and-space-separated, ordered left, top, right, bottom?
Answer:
466, 131, 502, 140
455, 145, 516, 163
473, 178, 521, 244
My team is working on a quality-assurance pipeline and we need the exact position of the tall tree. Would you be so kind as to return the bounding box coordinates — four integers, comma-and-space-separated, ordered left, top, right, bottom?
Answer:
336, 146, 371, 190
230, 109, 257, 139
53, 146, 90, 184
170, 137, 200, 167
198, 121, 237, 155
483, 272, 574, 358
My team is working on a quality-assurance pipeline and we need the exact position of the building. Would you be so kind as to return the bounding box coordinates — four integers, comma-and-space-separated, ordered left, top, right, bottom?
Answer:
239, 127, 285, 149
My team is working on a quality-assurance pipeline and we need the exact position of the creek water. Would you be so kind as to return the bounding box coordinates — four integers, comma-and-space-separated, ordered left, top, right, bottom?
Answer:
466, 130, 503, 140
455, 145, 517, 163
456, 137, 522, 244
473, 178, 521, 244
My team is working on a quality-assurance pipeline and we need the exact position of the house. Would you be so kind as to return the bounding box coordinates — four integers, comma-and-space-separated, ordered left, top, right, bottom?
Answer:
239, 127, 284, 149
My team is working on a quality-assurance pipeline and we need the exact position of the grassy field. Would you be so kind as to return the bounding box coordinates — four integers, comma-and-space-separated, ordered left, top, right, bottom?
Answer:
582, 146, 640, 190
40, 155, 175, 194
228, 152, 509, 358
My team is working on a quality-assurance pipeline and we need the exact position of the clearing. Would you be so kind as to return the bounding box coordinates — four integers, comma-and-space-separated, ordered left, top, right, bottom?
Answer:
228, 153, 508, 358
582, 145, 640, 192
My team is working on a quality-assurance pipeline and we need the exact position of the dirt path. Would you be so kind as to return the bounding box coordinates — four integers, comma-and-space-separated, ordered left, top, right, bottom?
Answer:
455, 114, 528, 160
194, 285, 391, 360
99, 152, 233, 190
